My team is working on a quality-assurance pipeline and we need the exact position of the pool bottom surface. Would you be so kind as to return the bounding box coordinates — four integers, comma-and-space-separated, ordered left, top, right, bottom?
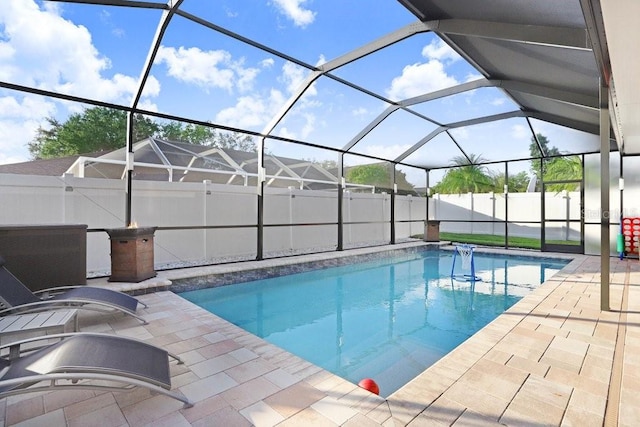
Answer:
180, 250, 568, 396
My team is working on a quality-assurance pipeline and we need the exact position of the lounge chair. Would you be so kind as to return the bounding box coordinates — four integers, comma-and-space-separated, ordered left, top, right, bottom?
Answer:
0, 256, 148, 324
0, 332, 193, 407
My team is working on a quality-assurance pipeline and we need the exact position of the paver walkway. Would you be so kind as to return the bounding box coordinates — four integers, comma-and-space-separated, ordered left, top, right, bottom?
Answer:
1, 245, 638, 426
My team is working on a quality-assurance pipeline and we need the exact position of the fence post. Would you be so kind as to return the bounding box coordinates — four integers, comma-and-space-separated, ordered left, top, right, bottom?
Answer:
490, 191, 495, 236
469, 192, 474, 234
563, 190, 570, 240
203, 180, 211, 260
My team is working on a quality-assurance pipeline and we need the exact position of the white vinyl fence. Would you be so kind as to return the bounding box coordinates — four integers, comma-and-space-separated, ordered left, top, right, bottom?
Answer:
0, 173, 584, 276
431, 191, 581, 241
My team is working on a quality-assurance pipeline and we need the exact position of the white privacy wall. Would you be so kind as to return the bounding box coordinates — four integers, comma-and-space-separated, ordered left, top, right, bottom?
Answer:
0, 174, 425, 274
431, 192, 581, 241
0, 171, 623, 275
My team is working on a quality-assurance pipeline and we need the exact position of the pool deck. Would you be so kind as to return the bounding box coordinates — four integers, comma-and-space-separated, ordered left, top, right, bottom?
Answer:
2, 242, 640, 426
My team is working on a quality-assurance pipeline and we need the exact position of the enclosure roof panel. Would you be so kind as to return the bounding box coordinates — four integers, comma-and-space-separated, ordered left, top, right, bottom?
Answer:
0, 0, 631, 170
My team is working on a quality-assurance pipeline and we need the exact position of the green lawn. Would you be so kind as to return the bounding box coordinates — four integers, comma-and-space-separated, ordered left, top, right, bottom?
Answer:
414, 232, 580, 250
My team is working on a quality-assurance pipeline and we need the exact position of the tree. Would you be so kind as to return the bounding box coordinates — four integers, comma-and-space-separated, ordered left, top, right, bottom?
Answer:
492, 171, 531, 193
159, 121, 255, 151
28, 107, 160, 159
431, 154, 494, 194
529, 133, 559, 183
347, 164, 389, 186
527, 133, 582, 191
28, 107, 158, 159
543, 155, 582, 191
213, 130, 256, 152
345, 163, 416, 194
28, 107, 256, 159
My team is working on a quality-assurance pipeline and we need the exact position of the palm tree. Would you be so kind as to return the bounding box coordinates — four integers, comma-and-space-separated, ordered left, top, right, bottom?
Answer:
432, 154, 494, 194
492, 171, 531, 193
543, 155, 582, 191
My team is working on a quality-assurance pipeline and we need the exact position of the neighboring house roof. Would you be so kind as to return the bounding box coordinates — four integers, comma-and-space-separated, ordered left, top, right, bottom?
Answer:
0, 152, 110, 177
0, 156, 79, 176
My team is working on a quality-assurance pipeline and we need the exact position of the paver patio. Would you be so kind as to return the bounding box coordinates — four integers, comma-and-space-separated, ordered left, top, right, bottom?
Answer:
1, 242, 638, 426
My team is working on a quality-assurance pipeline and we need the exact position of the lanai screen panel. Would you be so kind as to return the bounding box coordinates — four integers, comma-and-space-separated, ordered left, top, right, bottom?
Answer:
1, 2, 161, 107
529, 119, 601, 156
0, 0, 607, 169
408, 86, 519, 125
140, 14, 303, 129
448, 117, 536, 163
346, 109, 439, 161
179, 0, 417, 66
331, 32, 477, 108
402, 132, 465, 169
270, 76, 392, 150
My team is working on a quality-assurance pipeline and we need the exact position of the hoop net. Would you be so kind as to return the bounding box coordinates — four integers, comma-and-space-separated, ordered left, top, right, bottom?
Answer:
457, 245, 474, 271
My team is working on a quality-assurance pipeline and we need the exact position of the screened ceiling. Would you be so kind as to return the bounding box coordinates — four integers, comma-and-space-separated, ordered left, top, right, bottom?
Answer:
1, 0, 629, 177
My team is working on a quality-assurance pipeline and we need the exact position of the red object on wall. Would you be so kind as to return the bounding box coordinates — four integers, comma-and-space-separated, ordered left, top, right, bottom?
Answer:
622, 217, 640, 254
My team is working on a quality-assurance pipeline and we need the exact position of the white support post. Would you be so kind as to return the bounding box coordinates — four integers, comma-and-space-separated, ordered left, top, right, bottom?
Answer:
600, 83, 610, 311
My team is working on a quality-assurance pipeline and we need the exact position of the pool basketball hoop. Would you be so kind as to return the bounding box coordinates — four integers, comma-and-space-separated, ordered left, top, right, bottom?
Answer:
451, 245, 481, 282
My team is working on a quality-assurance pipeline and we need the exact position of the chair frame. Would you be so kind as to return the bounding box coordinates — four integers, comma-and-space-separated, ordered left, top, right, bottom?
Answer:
0, 332, 193, 408
0, 257, 148, 324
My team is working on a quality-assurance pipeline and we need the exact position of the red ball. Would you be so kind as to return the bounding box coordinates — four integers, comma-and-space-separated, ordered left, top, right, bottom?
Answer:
358, 378, 380, 395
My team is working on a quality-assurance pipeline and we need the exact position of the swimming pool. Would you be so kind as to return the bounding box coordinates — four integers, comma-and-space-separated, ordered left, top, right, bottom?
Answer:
180, 249, 569, 397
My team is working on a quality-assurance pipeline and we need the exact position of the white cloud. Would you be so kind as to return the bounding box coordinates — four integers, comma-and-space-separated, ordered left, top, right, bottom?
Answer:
491, 97, 506, 106
386, 60, 458, 101
0, 95, 57, 164
276, 127, 296, 140
352, 107, 369, 116
215, 89, 287, 130
155, 46, 232, 92
272, 0, 316, 28
210, 59, 320, 138
225, 7, 239, 18
154, 46, 261, 94
299, 113, 315, 138
137, 98, 158, 113
0, 43, 16, 63
141, 76, 161, 98
0, 0, 153, 105
511, 124, 530, 140
464, 73, 483, 83
421, 39, 461, 63
280, 62, 313, 95
450, 127, 470, 141
0, 0, 160, 163
0, 95, 56, 119
0, 118, 40, 164
385, 39, 466, 101
235, 65, 260, 93
261, 58, 275, 68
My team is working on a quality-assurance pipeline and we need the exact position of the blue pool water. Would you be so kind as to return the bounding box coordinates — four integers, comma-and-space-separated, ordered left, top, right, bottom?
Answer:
180, 250, 569, 396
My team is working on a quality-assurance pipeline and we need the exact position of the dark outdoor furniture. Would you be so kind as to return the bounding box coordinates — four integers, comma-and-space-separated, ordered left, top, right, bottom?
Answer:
0, 256, 147, 324
0, 332, 193, 407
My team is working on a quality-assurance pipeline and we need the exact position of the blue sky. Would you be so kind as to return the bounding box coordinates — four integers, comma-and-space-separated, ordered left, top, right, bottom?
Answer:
0, 0, 598, 185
